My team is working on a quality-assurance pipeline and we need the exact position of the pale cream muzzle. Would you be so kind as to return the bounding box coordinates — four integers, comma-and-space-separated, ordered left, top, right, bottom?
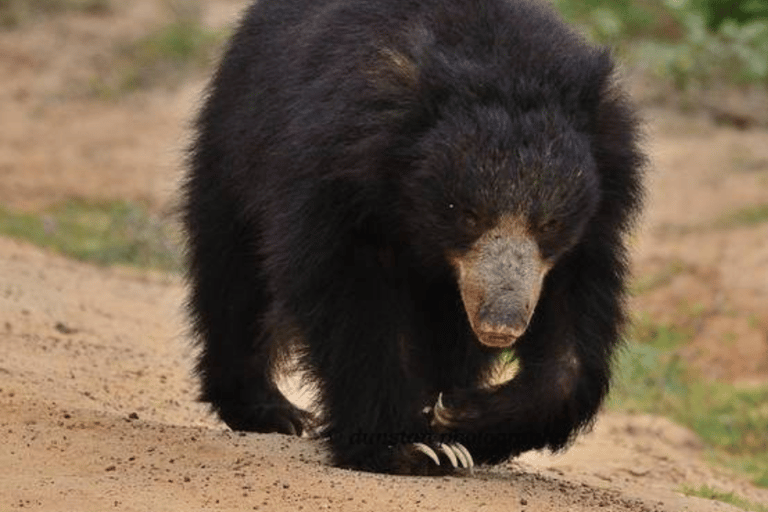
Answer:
450, 216, 549, 348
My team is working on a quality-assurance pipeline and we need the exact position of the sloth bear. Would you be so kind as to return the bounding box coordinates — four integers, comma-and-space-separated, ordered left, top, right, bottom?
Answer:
183, 0, 644, 475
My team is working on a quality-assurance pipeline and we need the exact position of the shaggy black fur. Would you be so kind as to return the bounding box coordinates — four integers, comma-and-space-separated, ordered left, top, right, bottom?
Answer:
183, 0, 644, 475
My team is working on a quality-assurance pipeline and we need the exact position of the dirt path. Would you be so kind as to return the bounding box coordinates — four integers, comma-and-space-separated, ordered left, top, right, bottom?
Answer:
2, 236, 766, 512
1, 1, 768, 511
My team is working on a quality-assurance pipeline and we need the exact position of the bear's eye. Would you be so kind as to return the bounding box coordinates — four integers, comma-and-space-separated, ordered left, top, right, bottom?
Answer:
539, 219, 562, 234
447, 203, 483, 235
463, 210, 480, 230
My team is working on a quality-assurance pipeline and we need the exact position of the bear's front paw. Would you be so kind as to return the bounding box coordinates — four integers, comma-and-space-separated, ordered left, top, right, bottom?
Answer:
408, 442, 474, 471
337, 439, 474, 475
383, 441, 474, 475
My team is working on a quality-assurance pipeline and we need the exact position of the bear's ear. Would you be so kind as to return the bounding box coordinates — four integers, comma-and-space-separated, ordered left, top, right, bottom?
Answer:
364, 27, 446, 138
369, 47, 421, 95
367, 24, 435, 98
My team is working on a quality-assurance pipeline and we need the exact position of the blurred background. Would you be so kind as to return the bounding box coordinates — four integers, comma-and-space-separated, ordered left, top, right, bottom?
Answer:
0, 0, 766, 508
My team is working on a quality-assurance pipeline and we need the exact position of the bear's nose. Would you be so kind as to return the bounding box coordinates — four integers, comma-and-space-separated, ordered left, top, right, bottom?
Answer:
475, 304, 531, 347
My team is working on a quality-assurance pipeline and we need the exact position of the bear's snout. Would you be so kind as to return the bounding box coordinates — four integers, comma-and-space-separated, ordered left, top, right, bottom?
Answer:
450, 216, 548, 348
476, 295, 533, 346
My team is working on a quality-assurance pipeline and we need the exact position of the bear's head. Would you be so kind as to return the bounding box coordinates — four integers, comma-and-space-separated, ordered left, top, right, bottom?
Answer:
401, 104, 600, 348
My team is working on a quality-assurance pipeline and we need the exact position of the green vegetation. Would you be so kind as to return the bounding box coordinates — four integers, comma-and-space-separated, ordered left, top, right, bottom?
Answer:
119, 20, 223, 90
610, 315, 768, 488
554, 0, 768, 89
0, 199, 181, 271
630, 259, 690, 295
1, 0, 223, 94
0, 0, 110, 27
714, 202, 768, 228
93, 10, 225, 97
681, 484, 768, 511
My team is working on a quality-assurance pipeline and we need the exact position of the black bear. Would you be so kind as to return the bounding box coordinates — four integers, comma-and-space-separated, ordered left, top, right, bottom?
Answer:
183, 0, 644, 475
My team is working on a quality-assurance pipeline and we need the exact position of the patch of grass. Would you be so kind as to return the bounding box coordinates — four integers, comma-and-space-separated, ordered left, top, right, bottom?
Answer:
0, 199, 181, 271
651, 202, 768, 235
94, 23, 223, 96
729, 144, 768, 173
714, 203, 768, 228
610, 318, 768, 488
630, 259, 690, 295
627, 313, 692, 351
554, 0, 768, 89
0, 0, 110, 27
554, 0, 679, 44
681, 484, 768, 512
125, 21, 222, 88
609, 330, 689, 415
691, 0, 768, 32
91, 2, 226, 97
634, 15, 768, 89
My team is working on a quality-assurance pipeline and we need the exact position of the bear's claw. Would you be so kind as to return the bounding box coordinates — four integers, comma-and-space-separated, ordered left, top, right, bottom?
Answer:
411, 441, 474, 470
431, 392, 454, 428
412, 442, 440, 466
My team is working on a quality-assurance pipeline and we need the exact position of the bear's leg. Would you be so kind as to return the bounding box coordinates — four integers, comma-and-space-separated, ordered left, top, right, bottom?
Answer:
289, 246, 471, 474
186, 194, 312, 436
431, 333, 610, 465
429, 243, 622, 465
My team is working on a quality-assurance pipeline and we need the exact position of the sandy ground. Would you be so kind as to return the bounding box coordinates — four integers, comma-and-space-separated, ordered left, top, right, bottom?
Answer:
2, 1, 768, 510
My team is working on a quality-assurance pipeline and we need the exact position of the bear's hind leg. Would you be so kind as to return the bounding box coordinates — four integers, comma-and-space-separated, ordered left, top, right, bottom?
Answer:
185, 192, 313, 436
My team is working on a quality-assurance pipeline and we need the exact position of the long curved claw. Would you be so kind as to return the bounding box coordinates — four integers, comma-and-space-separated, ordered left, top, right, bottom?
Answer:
437, 443, 458, 468
405, 442, 474, 474
453, 442, 475, 469
412, 442, 440, 466
450, 443, 469, 468
431, 392, 453, 428
445, 443, 474, 470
